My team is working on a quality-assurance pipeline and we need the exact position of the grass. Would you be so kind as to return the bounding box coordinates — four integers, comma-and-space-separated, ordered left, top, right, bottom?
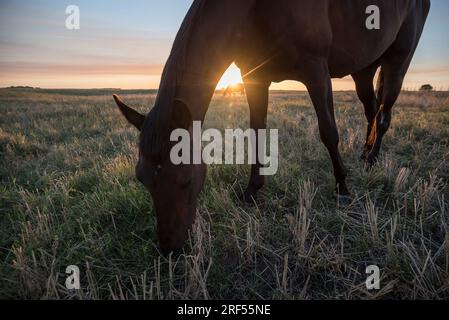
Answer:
0, 88, 448, 299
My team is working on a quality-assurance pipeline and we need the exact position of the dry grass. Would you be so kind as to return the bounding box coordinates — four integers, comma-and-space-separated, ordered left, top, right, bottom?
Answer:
0, 88, 448, 299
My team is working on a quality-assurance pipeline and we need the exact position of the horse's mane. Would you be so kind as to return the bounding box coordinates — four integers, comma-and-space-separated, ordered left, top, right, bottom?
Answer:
140, 0, 206, 162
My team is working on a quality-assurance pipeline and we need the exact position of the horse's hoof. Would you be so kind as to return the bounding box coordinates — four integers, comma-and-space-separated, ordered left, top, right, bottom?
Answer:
244, 191, 256, 205
337, 194, 353, 206
365, 154, 378, 169
361, 145, 373, 161
243, 187, 259, 205
244, 183, 264, 205
360, 150, 369, 161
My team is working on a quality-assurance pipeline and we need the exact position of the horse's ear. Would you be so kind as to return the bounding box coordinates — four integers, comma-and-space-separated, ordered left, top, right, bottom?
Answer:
113, 94, 145, 131
171, 99, 192, 129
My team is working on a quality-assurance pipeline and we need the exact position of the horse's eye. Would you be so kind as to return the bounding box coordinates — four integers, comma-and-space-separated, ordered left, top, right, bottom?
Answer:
154, 165, 162, 176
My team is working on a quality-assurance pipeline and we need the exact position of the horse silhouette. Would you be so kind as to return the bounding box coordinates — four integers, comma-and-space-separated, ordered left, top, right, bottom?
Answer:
223, 83, 245, 97
113, 0, 430, 253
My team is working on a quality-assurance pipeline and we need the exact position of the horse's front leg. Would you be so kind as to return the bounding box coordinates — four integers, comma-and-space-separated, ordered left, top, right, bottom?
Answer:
243, 81, 270, 203
304, 59, 351, 202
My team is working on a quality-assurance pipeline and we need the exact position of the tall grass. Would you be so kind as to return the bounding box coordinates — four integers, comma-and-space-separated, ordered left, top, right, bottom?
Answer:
0, 89, 448, 299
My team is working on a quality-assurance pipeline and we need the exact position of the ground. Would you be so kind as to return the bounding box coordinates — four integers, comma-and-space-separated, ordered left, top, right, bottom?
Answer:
0, 88, 448, 299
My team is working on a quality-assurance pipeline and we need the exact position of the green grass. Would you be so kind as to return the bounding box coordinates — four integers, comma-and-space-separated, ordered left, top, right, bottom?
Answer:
0, 88, 448, 299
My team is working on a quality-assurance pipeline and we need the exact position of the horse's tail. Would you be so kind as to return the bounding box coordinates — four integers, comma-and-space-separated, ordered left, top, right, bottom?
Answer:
375, 68, 384, 107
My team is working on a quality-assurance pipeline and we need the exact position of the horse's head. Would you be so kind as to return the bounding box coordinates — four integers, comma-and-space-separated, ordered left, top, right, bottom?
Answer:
113, 95, 206, 254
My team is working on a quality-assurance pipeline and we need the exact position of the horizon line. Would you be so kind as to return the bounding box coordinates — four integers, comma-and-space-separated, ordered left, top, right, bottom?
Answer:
2, 86, 446, 92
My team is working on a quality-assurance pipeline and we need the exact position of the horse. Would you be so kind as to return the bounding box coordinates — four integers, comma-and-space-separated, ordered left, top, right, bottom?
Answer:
223, 83, 246, 97
113, 0, 430, 253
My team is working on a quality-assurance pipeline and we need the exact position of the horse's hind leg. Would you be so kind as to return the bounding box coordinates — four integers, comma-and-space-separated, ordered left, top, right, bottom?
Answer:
352, 64, 381, 160
365, 63, 405, 165
365, 13, 427, 165
243, 80, 270, 203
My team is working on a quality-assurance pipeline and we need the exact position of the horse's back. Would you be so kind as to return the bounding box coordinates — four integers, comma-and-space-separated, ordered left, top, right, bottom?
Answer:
328, 0, 429, 77
241, 0, 429, 79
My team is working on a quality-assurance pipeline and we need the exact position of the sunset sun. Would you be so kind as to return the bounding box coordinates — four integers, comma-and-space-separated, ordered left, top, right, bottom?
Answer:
216, 63, 243, 89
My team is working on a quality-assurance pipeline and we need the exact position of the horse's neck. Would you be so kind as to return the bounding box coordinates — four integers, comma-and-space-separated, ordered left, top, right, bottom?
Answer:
157, 0, 251, 121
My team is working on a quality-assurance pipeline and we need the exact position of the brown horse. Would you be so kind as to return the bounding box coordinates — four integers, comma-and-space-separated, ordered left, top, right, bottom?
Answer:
113, 0, 430, 253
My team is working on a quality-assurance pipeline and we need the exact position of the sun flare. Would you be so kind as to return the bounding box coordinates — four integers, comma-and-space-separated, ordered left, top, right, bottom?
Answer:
216, 63, 243, 89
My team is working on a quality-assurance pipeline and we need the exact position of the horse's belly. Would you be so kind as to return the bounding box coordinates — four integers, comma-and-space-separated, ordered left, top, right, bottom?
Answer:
327, 31, 399, 78
327, 45, 386, 78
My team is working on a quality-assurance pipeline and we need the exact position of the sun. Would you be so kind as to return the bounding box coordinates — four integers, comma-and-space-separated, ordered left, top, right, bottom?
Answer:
216, 63, 243, 89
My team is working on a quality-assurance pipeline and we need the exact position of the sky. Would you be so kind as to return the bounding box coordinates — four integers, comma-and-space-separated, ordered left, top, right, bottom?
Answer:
0, 0, 448, 90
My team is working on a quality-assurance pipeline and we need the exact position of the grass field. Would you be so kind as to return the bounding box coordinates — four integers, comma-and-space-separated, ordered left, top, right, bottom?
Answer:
0, 88, 448, 299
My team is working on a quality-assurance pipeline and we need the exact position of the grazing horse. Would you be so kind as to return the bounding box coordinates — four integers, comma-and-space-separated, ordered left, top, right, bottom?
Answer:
223, 83, 246, 97
113, 0, 430, 253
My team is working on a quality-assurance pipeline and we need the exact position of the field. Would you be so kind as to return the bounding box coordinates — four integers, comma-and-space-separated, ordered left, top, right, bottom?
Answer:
0, 88, 448, 299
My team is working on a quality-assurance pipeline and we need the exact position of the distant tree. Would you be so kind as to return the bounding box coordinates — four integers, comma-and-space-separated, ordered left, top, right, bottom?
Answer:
419, 84, 433, 91
8, 86, 36, 90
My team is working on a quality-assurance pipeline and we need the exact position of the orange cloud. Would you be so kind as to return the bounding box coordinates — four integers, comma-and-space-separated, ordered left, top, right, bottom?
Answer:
0, 62, 164, 76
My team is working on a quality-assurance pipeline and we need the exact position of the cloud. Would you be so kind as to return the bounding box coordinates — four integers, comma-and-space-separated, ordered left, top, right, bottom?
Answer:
0, 61, 164, 76
408, 64, 449, 76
